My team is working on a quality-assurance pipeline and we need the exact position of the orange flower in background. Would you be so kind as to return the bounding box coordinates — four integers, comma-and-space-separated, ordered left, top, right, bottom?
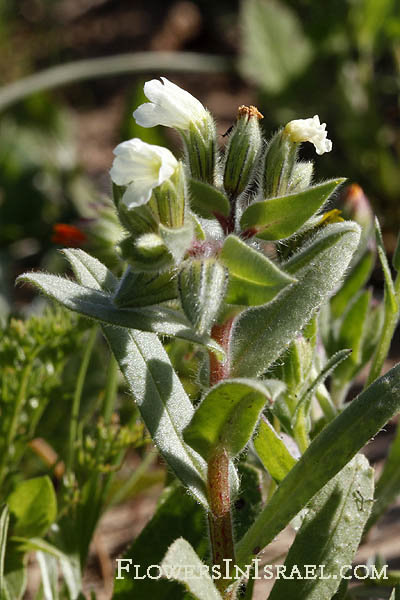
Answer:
51, 223, 87, 247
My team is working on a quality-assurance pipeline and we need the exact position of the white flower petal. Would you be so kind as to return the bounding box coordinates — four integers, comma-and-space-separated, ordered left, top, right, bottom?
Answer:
133, 77, 208, 131
121, 181, 154, 209
284, 115, 332, 155
110, 138, 178, 207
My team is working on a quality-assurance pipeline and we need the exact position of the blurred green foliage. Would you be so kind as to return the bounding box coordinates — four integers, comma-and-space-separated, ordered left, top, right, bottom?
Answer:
239, 0, 400, 222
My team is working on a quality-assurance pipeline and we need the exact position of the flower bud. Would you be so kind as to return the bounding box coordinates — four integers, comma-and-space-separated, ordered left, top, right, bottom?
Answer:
178, 258, 228, 335
151, 162, 186, 228
113, 266, 177, 307
118, 233, 172, 272
223, 105, 263, 199
263, 129, 298, 198
181, 114, 217, 184
288, 161, 314, 193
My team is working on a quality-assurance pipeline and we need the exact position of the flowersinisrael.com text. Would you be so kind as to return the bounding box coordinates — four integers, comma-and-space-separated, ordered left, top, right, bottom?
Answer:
115, 558, 388, 581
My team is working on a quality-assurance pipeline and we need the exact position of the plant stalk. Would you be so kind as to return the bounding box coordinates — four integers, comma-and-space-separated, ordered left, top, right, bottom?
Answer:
67, 326, 98, 475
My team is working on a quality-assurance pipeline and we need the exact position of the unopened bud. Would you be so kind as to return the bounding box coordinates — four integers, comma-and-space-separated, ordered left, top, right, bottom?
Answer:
223, 105, 263, 199
181, 112, 217, 185
118, 233, 172, 272
178, 258, 228, 335
152, 162, 186, 228
340, 184, 373, 230
288, 161, 314, 193
263, 129, 298, 198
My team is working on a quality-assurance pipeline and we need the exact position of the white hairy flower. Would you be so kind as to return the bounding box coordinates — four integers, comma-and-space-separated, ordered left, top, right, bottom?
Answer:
284, 115, 332, 155
110, 138, 178, 208
133, 77, 208, 131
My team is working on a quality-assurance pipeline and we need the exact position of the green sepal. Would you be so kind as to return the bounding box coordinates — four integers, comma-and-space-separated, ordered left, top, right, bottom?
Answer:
254, 416, 297, 483
240, 179, 345, 240
178, 258, 228, 335
288, 161, 314, 193
189, 179, 230, 219
113, 267, 177, 308
152, 162, 186, 228
268, 454, 374, 600
223, 111, 262, 199
220, 235, 296, 306
119, 234, 173, 272
159, 221, 194, 264
181, 114, 217, 185
230, 222, 360, 378
116, 195, 159, 237
183, 378, 270, 460
262, 129, 298, 198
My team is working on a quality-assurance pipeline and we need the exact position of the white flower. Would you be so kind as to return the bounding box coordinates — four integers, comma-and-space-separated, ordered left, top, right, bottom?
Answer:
110, 138, 178, 208
133, 77, 208, 131
284, 115, 332, 155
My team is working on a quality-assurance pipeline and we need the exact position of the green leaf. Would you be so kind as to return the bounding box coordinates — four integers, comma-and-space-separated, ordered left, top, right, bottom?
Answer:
11, 537, 81, 600
330, 249, 374, 318
367, 419, 400, 530
240, 179, 345, 241
113, 267, 177, 308
161, 538, 222, 600
239, 0, 313, 94
0, 506, 9, 595
113, 485, 207, 599
268, 454, 374, 600
375, 217, 398, 313
390, 586, 400, 600
254, 417, 297, 483
60, 250, 208, 507
183, 379, 270, 460
235, 362, 400, 568
189, 179, 230, 219
61, 249, 118, 292
36, 552, 58, 600
220, 235, 296, 306
7, 477, 56, 539
234, 463, 263, 541
1, 545, 26, 600
18, 271, 224, 359
230, 223, 361, 377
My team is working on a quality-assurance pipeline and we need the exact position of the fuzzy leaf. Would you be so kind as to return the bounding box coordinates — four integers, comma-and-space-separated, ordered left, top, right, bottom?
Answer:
18, 271, 223, 359
159, 222, 194, 264
113, 485, 207, 599
189, 179, 230, 218
161, 538, 222, 600
330, 249, 374, 318
7, 477, 56, 539
230, 223, 360, 377
60, 250, 208, 507
183, 379, 270, 460
236, 362, 400, 568
254, 416, 297, 483
375, 217, 398, 312
113, 267, 177, 308
220, 235, 296, 305
61, 249, 118, 292
240, 179, 345, 240
269, 454, 374, 600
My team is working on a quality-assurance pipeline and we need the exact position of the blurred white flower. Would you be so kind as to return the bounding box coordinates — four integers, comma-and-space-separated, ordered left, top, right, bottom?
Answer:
284, 115, 332, 155
110, 138, 178, 208
133, 77, 208, 131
